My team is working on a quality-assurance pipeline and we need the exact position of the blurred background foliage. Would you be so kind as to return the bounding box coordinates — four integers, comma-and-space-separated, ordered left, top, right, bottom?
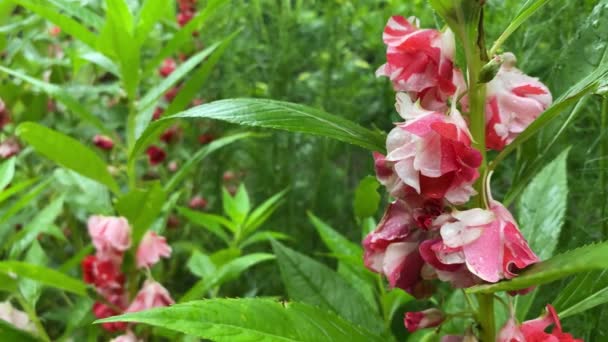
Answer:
1, 0, 607, 340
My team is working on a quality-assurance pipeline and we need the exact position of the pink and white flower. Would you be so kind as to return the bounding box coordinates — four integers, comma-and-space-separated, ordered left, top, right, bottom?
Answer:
376, 16, 460, 111
382, 102, 482, 205
126, 280, 174, 313
87, 215, 132, 259
498, 305, 583, 342
136, 231, 172, 269
404, 308, 444, 332
484, 53, 552, 150
110, 331, 141, 342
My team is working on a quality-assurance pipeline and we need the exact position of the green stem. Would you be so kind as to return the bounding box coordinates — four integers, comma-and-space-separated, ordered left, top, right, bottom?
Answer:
601, 97, 608, 238
126, 100, 137, 190
17, 296, 50, 342
476, 293, 495, 342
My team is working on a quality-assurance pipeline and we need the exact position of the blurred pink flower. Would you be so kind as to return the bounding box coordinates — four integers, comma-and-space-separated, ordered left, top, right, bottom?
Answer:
49, 25, 61, 37
87, 215, 132, 257
484, 53, 552, 150
499, 305, 583, 342
136, 231, 172, 269
381, 100, 481, 204
0, 138, 20, 159
158, 58, 176, 78
126, 280, 174, 313
376, 16, 460, 111
404, 308, 444, 332
93, 134, 114, 150
0, 301, 36, 334
188, 195, 208, 210
110, 331, 141, 342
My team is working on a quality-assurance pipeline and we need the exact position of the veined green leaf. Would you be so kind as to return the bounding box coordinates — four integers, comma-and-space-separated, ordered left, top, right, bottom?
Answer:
142, 0, 227, 76
11, 0, 97, 48
180, 254, 275, 302
177, 207, 232, 242
0, 66, 110, 134
165, 132, 259, 192
0, 157, 15, 191
115, 182, 166, 243
16, 123, 119, 194
137, 42, 220, 113
96, 298, 383, 342
0, 261, 87, 296
271, 241, 385, 334
135, 99, 386, 157
242, 189, 287, 236
467, 241, 608, 294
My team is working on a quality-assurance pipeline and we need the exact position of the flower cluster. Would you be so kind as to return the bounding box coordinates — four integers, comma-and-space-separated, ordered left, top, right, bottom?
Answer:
81, 216, 173, 336
365, 15, 559, 337
499, 305, 582, 342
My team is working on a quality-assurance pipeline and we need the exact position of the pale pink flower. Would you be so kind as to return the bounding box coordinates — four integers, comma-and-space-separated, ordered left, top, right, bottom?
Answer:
126, 280, 174, 313
136, 231, 172, 269
484, 53, 552, 150
381, 101, 482, 205
404, 308, 444, 332
0, 301, 36, 334
499, 305, 582, 342
87, 215, 132, 258
110, 330, 141, 342
437, 200, 538, 283
376, 16, 459, 111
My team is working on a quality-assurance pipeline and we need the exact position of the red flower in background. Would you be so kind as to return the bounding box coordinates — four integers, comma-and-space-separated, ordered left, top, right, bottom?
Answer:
0, 138, 20, 159
93, 134, 114, 150
198, 133, 215, 145
164, 86, 181, 102
160, 125, 181, 144
146, 146, 166, 165
158, 58, 176, 78
152, 107, 164, 121
188, 195, 208, 210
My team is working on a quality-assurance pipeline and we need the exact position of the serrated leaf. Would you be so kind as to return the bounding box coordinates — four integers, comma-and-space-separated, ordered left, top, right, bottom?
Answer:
180, 254, 275, 302
467, 241, 608, 294
135, 99, 386, 159
96, 298, 383, 342
116, 182, 166, 243
271, 240, 385, 334
0, 261, 87, 296
16, 123, 119, 193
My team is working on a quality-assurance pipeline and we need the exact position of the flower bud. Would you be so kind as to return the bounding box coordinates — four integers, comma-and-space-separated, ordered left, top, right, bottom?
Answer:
404, 308, 444, 332
93, 134, 114, 150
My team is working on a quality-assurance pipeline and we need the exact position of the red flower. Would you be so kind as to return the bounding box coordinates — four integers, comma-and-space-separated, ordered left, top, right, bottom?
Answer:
198, 133, 215, 145
146, 146, 166, 165
177, 11, 194, 27
188, 195, 207, 210
93, 134, 114, 150
49, 26, 61, 37
158, 58, 176, 78
160, 125, 181, 144
404, 308, 444, 332
93, 302, 127, 332
499, 305, 583, 342
152, 107, 164, 121
164, 86, 181, 102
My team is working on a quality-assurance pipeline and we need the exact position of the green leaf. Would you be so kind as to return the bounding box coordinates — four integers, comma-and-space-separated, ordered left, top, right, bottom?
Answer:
79, 52, 120, 76
137, 42, 220, 113
59, 244, 94, 273
134, 0, 167, 45
187, 251, 216, 279
98, 0, 138, 100
164, 30, 239, 116
142, 0, 227, 76
165, 133, 257, 192
4, 196, 64, 257
239, 231, 290, 249
513, 149, 569, 319
116, 182, 166, 243
0, 157, 15, 191
180, 253, 275, 302
18, 241, 47, 308
0, 66, 110, 134
489, 0, 551, 55
242, 189, 287, 236
16, 123, 119, 194
0, 319, 39, 342
0, 179, 51, 227
353, 176, 381, 219
177, 207, 231, 243
137, 99, 386, 157
222, 184, 250, 225
0, 261, 87, 296
46, 0, 104, 29
467, 241, 608, 294
96, 298, 382, 342
0, 178, 37, 205
307, 212, 362, 258
553, 270, 608, 319
11, 0, 97, 48
271, 240, 385, 334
